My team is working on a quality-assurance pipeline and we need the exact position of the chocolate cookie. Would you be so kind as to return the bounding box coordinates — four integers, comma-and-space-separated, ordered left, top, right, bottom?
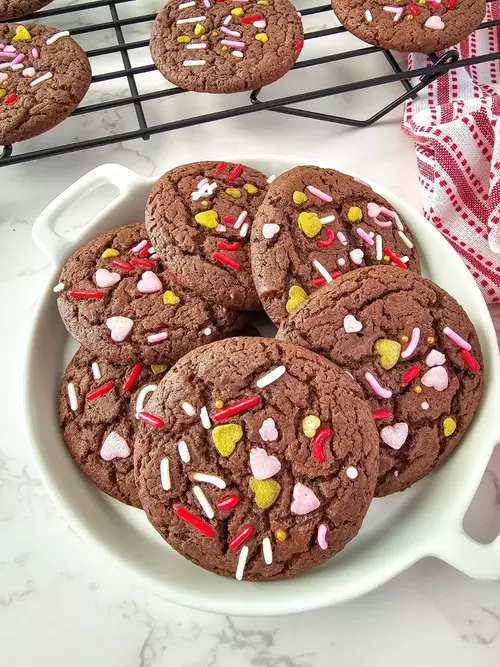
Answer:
251, 165, 421, 325
146, 161, 268, 311
150, 0, 304, 94
59, 347, 164, 507
0, 0, 52, 21
0, 24, 91, 145
55, 223, 246, 365
331, 0, 485, 54
278, 266, 483, 495
134, 337, 379, 581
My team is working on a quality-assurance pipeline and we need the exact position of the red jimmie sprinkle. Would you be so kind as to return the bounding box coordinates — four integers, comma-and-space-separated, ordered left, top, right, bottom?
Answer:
139, 242, 151, 257
86, 381, 114, 401
312, 271, 342, 287
131, 257, 153, 268
3, 93, 17, 105
212, 251, 241, 270
69, 289, 103, 299
317, 228, 335, 248
429, 1, 439, 7
401, 366, 420, 384
384, 248, 407, 269
407, 2, 420, 14
312, 427, 331, 462
217, 240, 240, 251
216, 495, 240, 510
372, 409, 392, 420
294, 40, 304, 51
215, 161, 226, 173
174, 505, 214, 538
123, 364, 142, 392
228, 163, 243, 182
212, 396, 259, 421
224, 215, 235, 226
112, 258, 133, 270
229, 524, 254, 550
240, 13, 263, 22
447, 0, 456, 7
461, 349, 479, 372
137, 411, 164, 428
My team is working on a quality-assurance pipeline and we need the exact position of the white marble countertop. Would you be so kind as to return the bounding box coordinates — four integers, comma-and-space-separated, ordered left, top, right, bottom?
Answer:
2, 0, 500, 665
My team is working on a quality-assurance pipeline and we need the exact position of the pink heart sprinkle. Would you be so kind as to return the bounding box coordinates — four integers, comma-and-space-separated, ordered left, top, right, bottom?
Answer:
421, 365, 449, 391
95, 268, 121, 288
100, 431, 131, 461
106, 316, 134, 342
250, 447, 281, 480
263, 223, 280, 239
290, 482, 320, 515
367, 202, 381, 218
258, 417, 278, 442
380, 422, 409, 450
22, 67, 36, 77
425, 349, 446, 367
425, 15, 445, 30
137, 271, 162, 294
344, 314, 362, 333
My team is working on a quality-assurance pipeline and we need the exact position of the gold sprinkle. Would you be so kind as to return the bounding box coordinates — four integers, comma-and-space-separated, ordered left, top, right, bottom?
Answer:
201, 200, 208, 208
222, 45, 229, 51
406, 14, 414, 20
383, 255, 390, 263
215, 399, 224, 409
177, 35, 190, 43
212, 31, 218, 37
275, 529, 287, 542
414, 385, 422, 394
200, 35, 207, 41
417, 0, 426, 4
401, 335, 409, 343
427, 336, 434, 344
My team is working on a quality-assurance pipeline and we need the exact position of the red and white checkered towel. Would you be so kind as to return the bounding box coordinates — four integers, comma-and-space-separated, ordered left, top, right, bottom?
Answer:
402, 1, 500, 304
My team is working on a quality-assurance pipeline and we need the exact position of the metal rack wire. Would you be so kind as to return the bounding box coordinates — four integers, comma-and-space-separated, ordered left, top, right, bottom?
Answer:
1, 0, 499, 166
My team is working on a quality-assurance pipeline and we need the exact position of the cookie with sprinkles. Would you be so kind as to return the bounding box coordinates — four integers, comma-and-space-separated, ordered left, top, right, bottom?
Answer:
331, 0, 485, 54
250, 165, 420, 325
56, 223, 246, 365
134, 337, 379, 581
0, 0, 53, 21
0, 24, 91, 145
150, 0, 303, 93
278, 265, 483, 496
145, 161, 268, 311
59, 347, 163, 507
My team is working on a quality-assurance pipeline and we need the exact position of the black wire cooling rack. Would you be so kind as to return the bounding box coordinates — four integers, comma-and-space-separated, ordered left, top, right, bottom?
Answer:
1, 0, 500, 166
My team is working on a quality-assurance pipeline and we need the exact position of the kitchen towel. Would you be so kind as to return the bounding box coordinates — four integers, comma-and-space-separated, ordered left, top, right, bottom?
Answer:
402, 0, 500, 303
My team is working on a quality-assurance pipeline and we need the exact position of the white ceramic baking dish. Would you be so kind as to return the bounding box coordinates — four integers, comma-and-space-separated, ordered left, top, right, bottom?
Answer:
25, 155, 500, 616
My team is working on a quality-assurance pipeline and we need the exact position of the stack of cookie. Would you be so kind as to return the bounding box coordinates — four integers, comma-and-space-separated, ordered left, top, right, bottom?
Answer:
56, 160, 483, 581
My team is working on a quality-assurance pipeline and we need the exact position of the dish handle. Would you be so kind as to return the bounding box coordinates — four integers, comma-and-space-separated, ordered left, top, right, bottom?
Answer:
32, 164, 147, 266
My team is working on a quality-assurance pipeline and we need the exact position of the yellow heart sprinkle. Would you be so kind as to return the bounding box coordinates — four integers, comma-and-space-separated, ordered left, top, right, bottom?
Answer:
0, 89, 6, 99
244, 183, 258, 194
375, 339, 401, 370
195, 209, 218, 228
443, 417, 457, 437
286, 285, 307, 313
293, 191, 308, 204
102, 248, 120, 259
194, 23, 205, 36
212, 423, 243, 457
302, 415, 321, 438
163, 290, 180, 305
231, 7, 244, 15
226, 187, 241, 199
347, 206, 363, 222
249, 477, 281, 509
13, 25, 31, 41
297, 211, 322, 238
177, 35, 191, 43
255, 33, 268, 42
151, 364, 168, 374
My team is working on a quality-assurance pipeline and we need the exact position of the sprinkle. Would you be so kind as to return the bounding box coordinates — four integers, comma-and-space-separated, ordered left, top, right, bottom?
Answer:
235, 545, 249, 580
318, 229, 335, 247
408, 3, 420, 15
10, 53, 24, 66
212, 395, 259, 420
67, 383, 78, 411
365, 372, 392, 399
306, 185, 332, 202
46, 31, 69, 45
320, 215, 336, 224
384, 247, 407, 269
400, 256, 409, 264
216, 495, 239, 510
275, 529, 287, 542
179, 0, 196, 7
338, 258, 346, 266
443, 327, 471, 351
461, 349, 479, 371
401, 327, 420, 359
375, 234, 383, 260
215, 161, 226, 173
256, 365, 286, 388
312, 427, 331, 462
176, 440, 190, 463
30, 71, 52, 87
203, 327, 212, 336
448, 0, 456, 6
229, 524, 254, 550
240, 13, 264, 22
228, 163, 243, 181
223, 15, 232, 25
183, 59, 206, 66
217, 240, 240, 251
69, 289, 103, 300
200, 406, 211, 429
204, 0, 210, 6
221, 26, 241, 36
394, 213, 404, 231
131, 257, 153, 268
372, 409, 392, 419
11, 64, 22, 71
177, 15, 206, 23
212, 251, 241, 270
317, 524, 328, 550
337, 232, 348, 246
364, 8, 373, 21
174, 505, 214, 538
234, 210, 248, 230
192, 473, 226, 489
414, 385, 422, 394
151, 365, 167, 374
231, 50, 244, 57
112, 258, 133, 270
215, 400, 224, 409
135, 385, 157, 416
311, 259, 332, 283
421, 401, 430, 410
160, 458, 171, 491
147, 332, 168, 344
267, 174, 276, 184
224, 215, 235, 225
262, 537, 273, 564
123, 364, 142, 391
182, 402, 196, 416
294, 39, 304, 50
53, 282, 65, 293
31, 48, 38, 57
137, 411, 164, 428
193, 486, 214, 518
346, 466, 358, 480
91, 362, 101, 380
401, 335, 409, 343
401, 366, 420, 384
186, 42, 207, 49
86, 381, 114, 401
356, 228, 375, 246
239, 222, 249, 237
311, 271, 341, 287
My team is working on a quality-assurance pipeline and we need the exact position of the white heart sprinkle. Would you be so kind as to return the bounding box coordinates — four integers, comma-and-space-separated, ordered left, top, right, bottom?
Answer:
344, 314, 362, 333
106, 316, 134, 342
263, 223, 280, 239
95, 268, 121, 288
350, 248, 364, 265
100, 432, 131, 461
